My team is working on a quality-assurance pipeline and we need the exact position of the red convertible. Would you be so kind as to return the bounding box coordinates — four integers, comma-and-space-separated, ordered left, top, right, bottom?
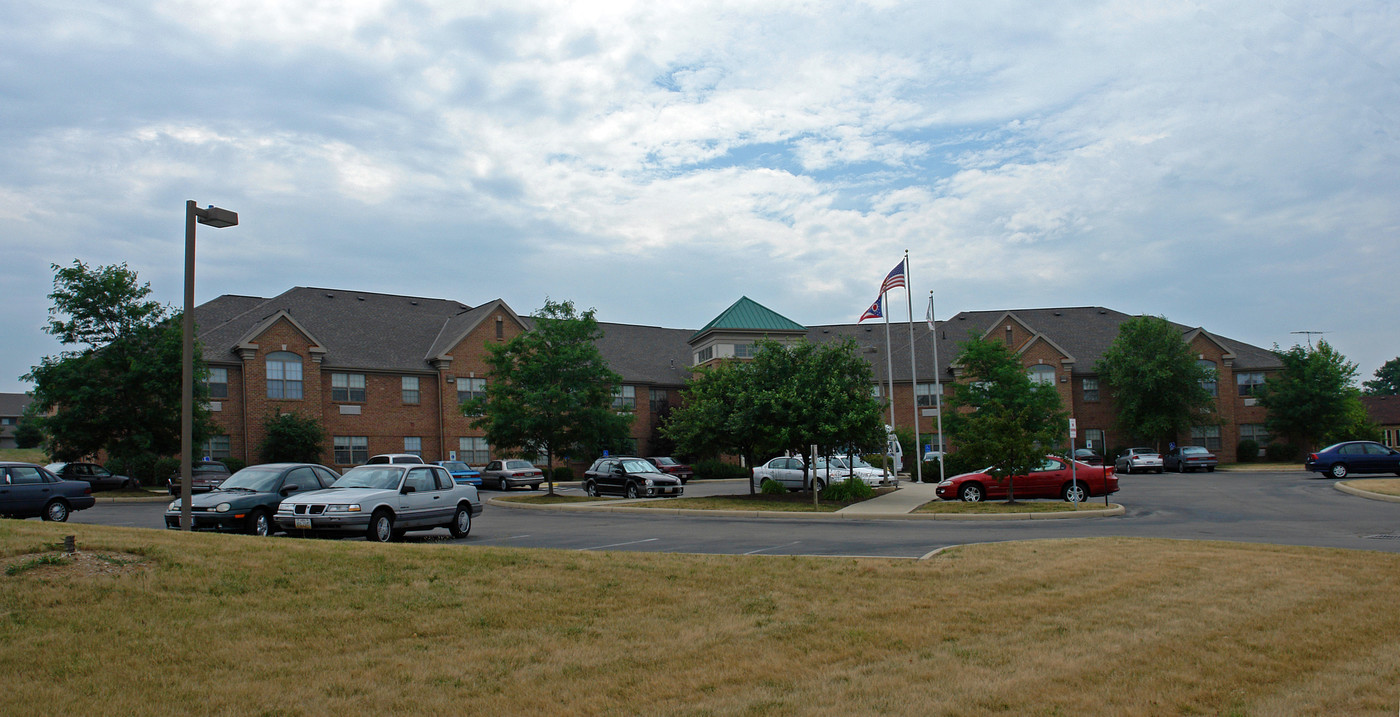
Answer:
936, 456, 1118, 502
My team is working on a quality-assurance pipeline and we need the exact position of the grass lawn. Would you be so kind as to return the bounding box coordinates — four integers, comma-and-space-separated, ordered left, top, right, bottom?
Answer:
1348, 478, 1400, 497
916, 499, 1114, 514
2, 522, 1399, 715
0, 448, 48, 463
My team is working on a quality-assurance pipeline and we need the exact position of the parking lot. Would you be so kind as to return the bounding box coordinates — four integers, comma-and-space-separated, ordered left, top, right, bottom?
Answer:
71, 471, 1400, 557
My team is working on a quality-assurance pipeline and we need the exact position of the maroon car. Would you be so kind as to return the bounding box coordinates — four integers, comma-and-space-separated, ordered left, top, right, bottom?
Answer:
644, 456, 694, 484
936, 456, 1118, 503
167, 460, 232, 496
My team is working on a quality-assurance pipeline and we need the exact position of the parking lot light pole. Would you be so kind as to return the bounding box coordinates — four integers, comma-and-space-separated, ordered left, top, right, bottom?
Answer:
181, 200, 238, 531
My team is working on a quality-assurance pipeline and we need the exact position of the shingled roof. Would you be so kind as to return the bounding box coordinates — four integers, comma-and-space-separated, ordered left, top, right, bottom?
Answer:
689, 296, 806, 342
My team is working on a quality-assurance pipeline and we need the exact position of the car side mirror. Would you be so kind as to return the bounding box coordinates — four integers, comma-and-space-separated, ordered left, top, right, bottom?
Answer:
401, 485, 416, 494
281, 485, 299, 496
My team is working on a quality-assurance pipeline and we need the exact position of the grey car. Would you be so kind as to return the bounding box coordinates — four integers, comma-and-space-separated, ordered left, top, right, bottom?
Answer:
276, 464, 481, 542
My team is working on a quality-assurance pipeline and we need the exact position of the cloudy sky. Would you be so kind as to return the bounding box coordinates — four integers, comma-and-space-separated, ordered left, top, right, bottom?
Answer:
3, 0, 1397, 393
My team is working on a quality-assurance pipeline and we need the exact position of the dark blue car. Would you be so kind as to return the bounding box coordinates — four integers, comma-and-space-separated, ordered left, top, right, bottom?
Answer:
435, 460, 482, 487
0, 462, 96, 522
1305, 441, 1400, 479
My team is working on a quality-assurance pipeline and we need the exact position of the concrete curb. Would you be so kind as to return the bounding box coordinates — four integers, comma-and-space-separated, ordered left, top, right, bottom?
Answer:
486, 497, 1125, 521
97, 495, 172, 503
1335, 481, 1400, 504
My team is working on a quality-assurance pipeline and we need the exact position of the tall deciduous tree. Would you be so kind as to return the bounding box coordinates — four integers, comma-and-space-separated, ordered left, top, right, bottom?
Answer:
945, 334, 1068, 501
464, 299, 632, 495
1363, 357, 1400, 396
23, 261, 212, 465
1095, 316, 1215, 447
1258, 340, 1366, 452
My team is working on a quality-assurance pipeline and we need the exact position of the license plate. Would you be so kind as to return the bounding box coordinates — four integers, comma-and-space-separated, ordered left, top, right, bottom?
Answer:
294, 518, 312, 530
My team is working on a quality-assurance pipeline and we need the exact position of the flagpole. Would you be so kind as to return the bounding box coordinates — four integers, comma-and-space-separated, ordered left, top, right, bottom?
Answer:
929, 290, 946, 484
882, 292, 896, 459
903, 251, 922, 484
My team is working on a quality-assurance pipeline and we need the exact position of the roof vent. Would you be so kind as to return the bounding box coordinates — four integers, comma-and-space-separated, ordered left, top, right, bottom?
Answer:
1053, 311, 1061, 316
325, 293, 334, 298
410, 301, 419, 306
357, 296, 365, 301
1098, 309, 1106, 314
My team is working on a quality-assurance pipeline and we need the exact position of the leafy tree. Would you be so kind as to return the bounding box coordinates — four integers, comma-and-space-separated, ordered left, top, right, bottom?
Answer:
23, 261, 212, 466
1095, 316, 1215, 447
258, 412, 327, 463
1363, 357, 1400, 396
945, 334, 1068, 502
464, 299, 632, 495
14, 415, 45, 450
1257, 340, 1361, 452
663, 338, 885, 493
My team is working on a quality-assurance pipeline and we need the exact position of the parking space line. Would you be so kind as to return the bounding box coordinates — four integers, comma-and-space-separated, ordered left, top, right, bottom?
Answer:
582, 538, 660, 550
743, 541, 801, 555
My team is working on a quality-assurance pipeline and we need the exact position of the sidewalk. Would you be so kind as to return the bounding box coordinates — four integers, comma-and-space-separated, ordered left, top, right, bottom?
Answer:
834, 480, 941, 516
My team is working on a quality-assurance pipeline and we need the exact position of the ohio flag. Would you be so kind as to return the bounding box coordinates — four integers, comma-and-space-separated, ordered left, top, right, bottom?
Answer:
859, 295, 883, 323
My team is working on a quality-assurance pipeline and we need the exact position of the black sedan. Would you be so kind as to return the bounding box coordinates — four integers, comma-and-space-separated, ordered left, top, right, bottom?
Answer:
165, 463, 339, 535
1305, 441, 1400, 479
45, 462, 137, 491
583, 457, 683, 499
0, 462, 95, 522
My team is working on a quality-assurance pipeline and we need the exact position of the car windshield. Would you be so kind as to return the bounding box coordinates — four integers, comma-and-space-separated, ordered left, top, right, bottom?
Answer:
332, 467, 404, 490
219, 467, 285, 492
651, 457, 677, 466
619, 459, 656, 474
44, 463, 66, 472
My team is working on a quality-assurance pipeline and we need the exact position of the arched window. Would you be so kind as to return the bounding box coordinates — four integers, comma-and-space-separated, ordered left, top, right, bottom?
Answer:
266, 352, 303, 400
1197, 359, 1217, 397
1027, 364, 1056, 385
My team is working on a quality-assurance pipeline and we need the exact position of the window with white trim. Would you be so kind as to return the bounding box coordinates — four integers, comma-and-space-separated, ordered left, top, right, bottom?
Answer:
332, 373, 366, 402
403, 437, 422, 457
1083, 377, 1100, 402
1237, 372, 1265, 397
649, 389, 669, 415
1027, 365, 1055, 385
206, 367, 228, 399
401, 376, 420, 404
733, 343, 755, 358
334, 436, 368, 465
266, 352, 303, 400
695, 346, 713, 363
915, 383, 941, 407
459, 437, 489, 465
612, 385, 636, 411
1239, 424, 1270, 449
201, 435, 230, 460
1083, 429, 1105, 452
1198, 360, 1218, 397
457, 377, 486, 408
1190, 425, 1222, 450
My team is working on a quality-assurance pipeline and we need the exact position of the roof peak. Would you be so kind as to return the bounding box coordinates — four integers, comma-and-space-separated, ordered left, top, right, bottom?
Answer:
689, 296, 806, 342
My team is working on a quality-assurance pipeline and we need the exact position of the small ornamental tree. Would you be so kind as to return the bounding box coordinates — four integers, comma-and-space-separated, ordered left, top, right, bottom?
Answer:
1258, 340, 1365, 452
464, 299, 632, 495
1363, 357, 1400, 396
258, 412, 327, 463
945, 334, 1068, 502
1095, 315, 1215, 447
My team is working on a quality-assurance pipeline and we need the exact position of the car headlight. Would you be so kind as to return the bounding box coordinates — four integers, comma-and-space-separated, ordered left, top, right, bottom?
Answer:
644, 478, 654, 486
277, 503, 294, 512
168, 500, 181, 511
938, 480, 952, 487
215, 502, 232, 513
325, 504, 361, 513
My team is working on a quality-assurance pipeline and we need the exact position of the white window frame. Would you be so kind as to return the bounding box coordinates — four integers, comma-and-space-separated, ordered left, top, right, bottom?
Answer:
266, 352, 303, 400
206, 367, 229, 399
331, 372, 366, 403
459, 437, 489, 465
612, 385, 636, 411
334, 436, 369, 465
401, 376, 420, 405
403, 436, 422, 457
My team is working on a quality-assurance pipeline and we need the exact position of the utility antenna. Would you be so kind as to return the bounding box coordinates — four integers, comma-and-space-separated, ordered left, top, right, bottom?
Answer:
1289, 330, 1329, 348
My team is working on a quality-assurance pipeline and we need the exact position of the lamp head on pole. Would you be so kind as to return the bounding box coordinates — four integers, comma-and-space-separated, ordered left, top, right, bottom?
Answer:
194, 204, 238, 228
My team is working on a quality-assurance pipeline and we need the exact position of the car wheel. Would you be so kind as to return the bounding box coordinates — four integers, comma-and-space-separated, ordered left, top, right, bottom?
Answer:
247, 509, 273, 536
815, 479, 826, 492
530, 484, 540, 491
1329, 463, 1349, 479
959, 483, 984, 502
449, 506, 472, 538
42, 500, 69, 522
1206, 466, 1215, 473
1123, 465, 1133, 475
1155, 468, 1163, 474
626, 483, 640, 499
497, 478, 509, 491
584, 481, 598, 497
367, 510, 394, 542
1062, 481, 1089, 503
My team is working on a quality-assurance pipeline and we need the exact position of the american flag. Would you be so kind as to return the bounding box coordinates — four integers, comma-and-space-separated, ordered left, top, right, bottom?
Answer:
880, 261, 906, 294
859, 295, 883, 323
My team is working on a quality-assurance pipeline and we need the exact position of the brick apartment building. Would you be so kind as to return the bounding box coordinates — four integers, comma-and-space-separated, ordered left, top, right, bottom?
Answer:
194, 288, 1282, 471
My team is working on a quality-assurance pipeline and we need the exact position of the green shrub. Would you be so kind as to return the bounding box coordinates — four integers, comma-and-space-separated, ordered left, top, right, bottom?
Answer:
552, 466, 574, 482
1236, 439, 1259, 463
1265, 442, 1299, 462
820, 476, 874, 502
694, 459, 749, 480
759, 478, 786, 495
155, 456, 181, 480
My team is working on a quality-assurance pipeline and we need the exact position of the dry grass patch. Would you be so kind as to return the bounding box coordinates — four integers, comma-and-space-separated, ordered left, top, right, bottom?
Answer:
1347, 478, 1400, 497
1, 522, 1399, 715
916, 499, 1114, 513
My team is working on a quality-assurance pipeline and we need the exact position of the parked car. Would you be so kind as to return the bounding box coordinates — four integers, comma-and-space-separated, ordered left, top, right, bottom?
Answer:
1071, 449, 1103, 466
1164, 446, 1218, 473
367, 454, 425, 465
276, 463, 481, 542
168, 460, 232, 496
583, 457, 683, 498
752, 454, 894, 491
936, 456, 1118, 502
164, 463, 340, 535
1305, 441, 1400, 479
644, 456, 694, 483
435, 460, 482, 487
1114, 448, 1163, 475
44, 462, 137, 491
479, 459, 544, 490
0, 462, 95, 522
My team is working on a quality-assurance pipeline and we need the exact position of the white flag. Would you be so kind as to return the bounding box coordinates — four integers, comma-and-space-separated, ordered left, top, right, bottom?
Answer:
926, 294, 936, 330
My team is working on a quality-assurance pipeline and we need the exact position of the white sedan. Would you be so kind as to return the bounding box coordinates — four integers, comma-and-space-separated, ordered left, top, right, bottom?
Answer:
752, 455, 894, 491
